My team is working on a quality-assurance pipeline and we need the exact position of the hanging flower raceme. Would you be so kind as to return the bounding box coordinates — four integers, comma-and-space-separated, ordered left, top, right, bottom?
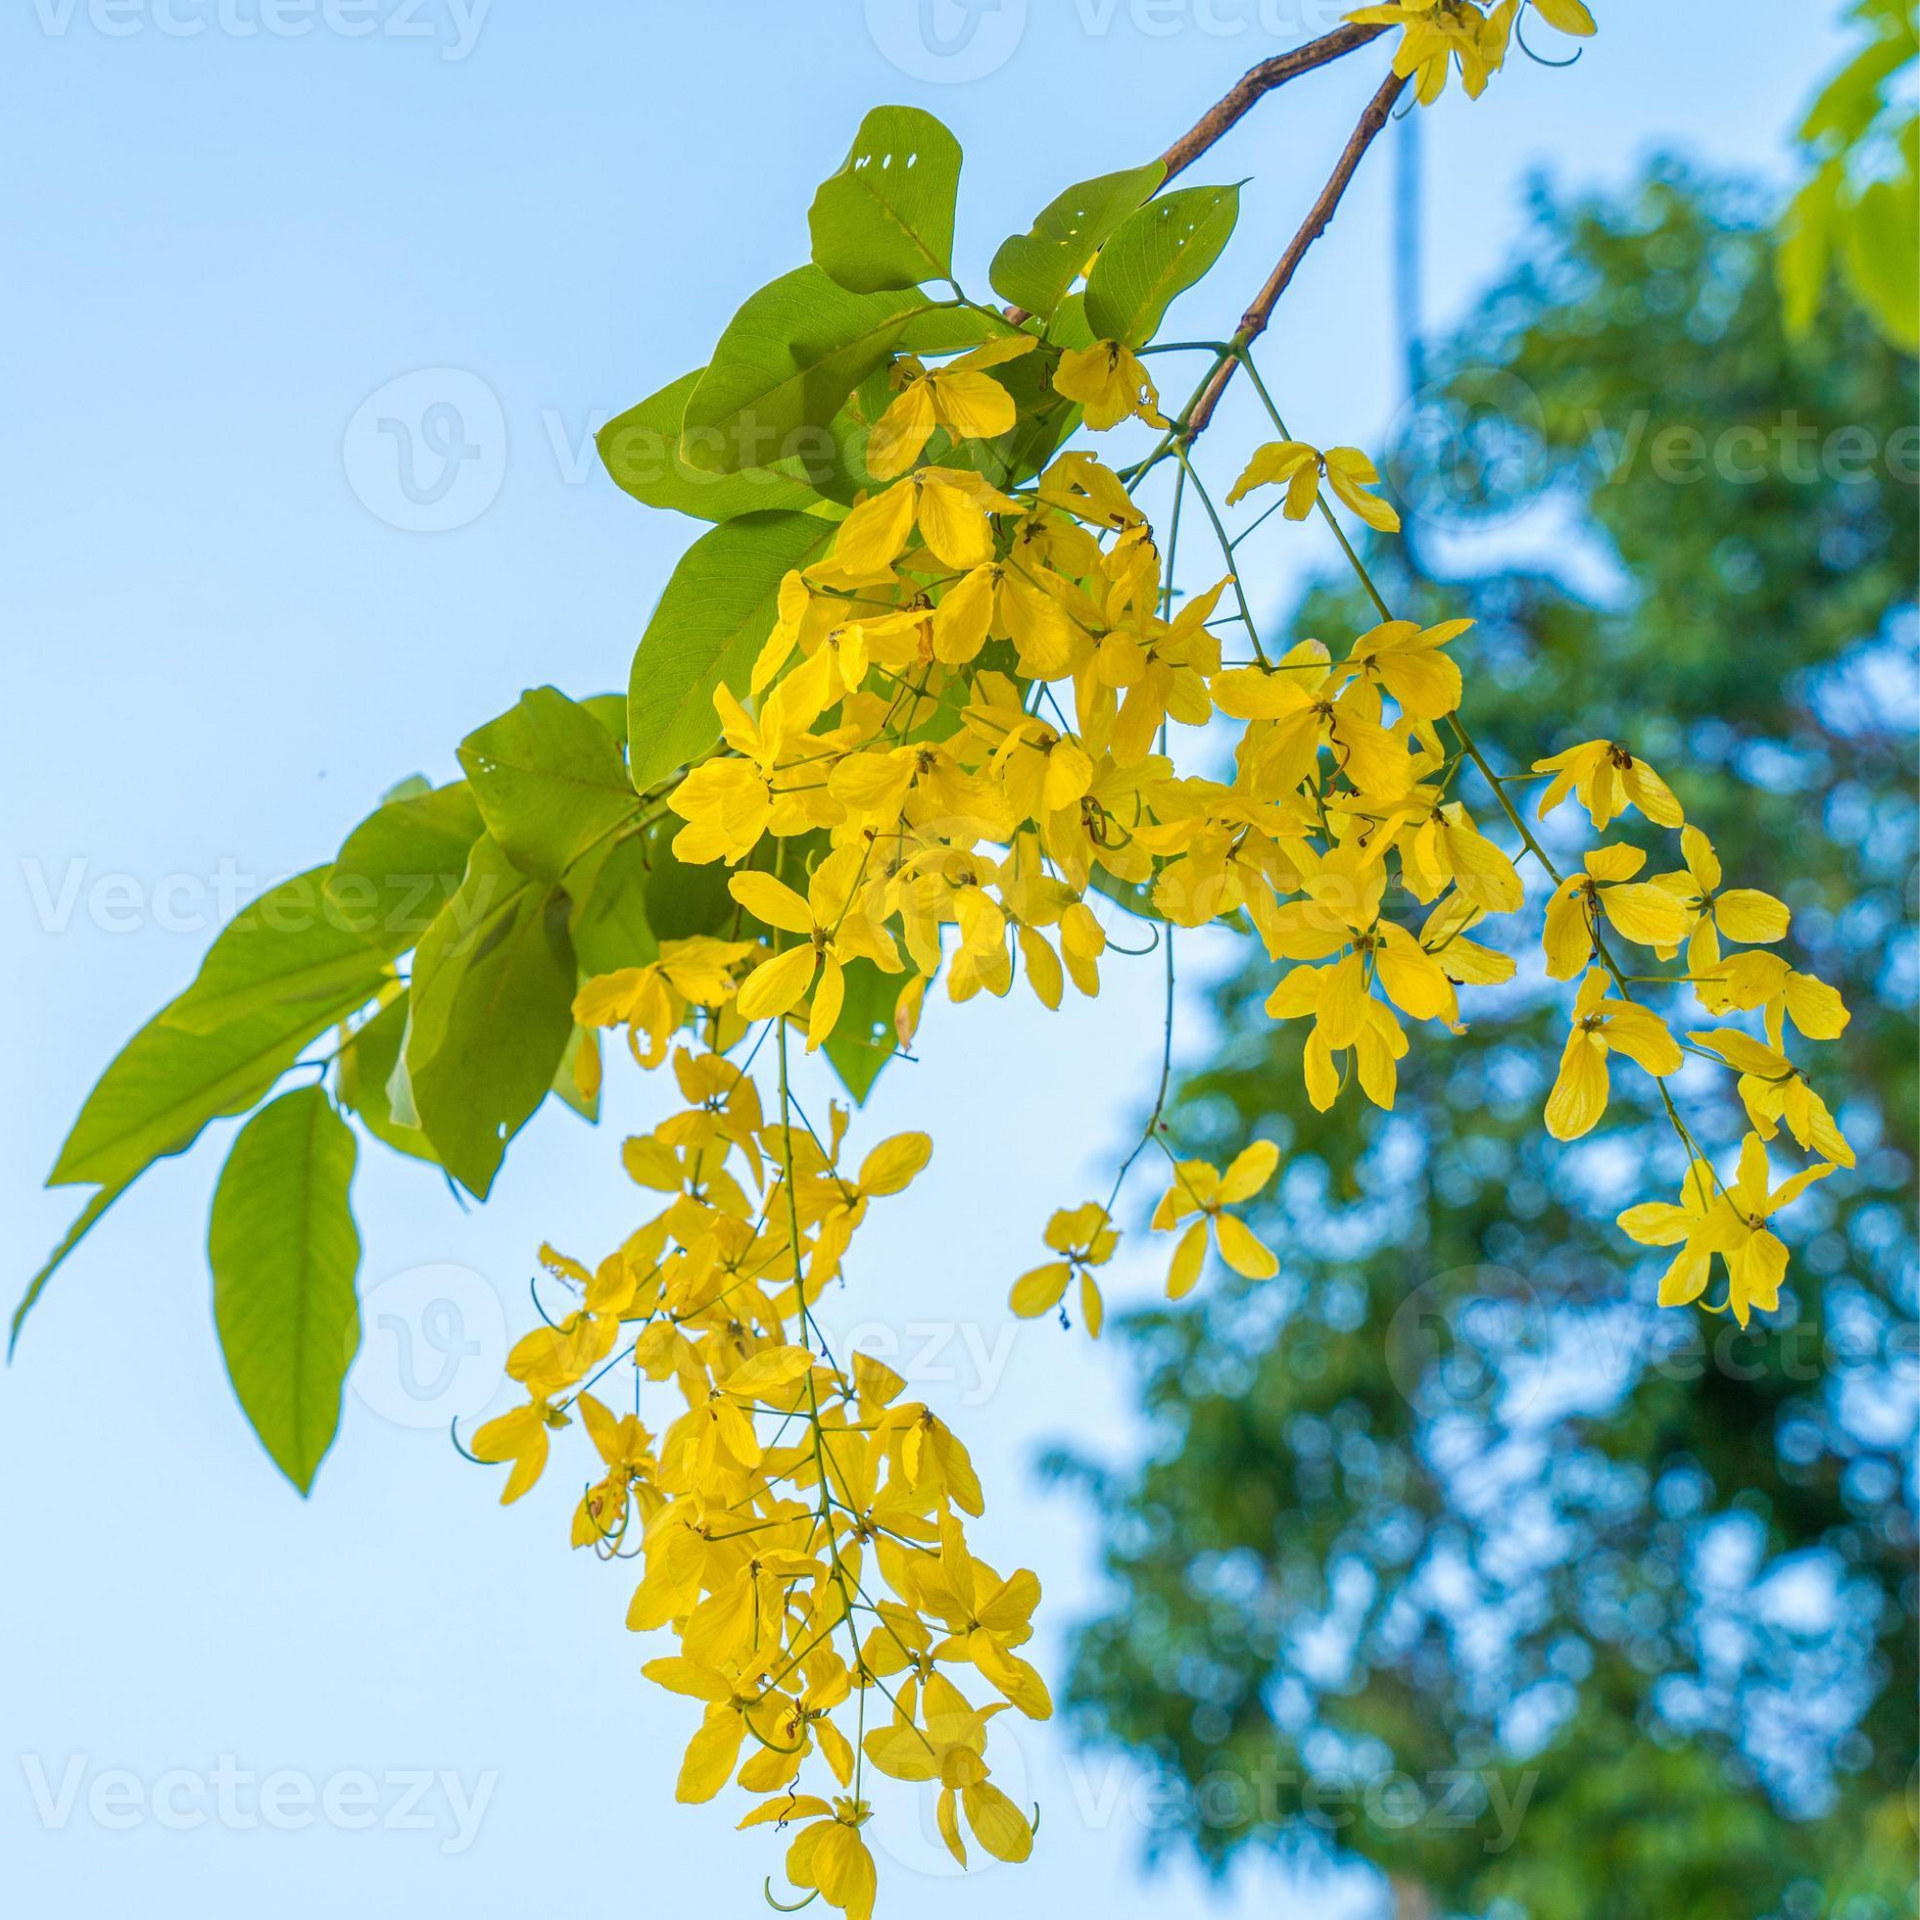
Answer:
431, 17, 1867, 1910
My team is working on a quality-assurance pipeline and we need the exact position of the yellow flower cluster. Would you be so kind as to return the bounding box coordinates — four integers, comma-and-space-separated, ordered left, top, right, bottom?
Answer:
1347, 0, 1596, 103
470, 1015, 1042, 1920
455, 20, 1863, 1900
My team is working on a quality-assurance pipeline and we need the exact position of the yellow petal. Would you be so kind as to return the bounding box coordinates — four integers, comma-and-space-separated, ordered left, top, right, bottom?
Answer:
735, 944, 819, 1021
932, 367, 1019, 443
1219, 1138, 1280, 1203
1214, 1212, 1279, 1280
728, 871, 814, 936
962, 1780, 1034, 1864
831, 481, 916, 576
1544, 1030, 1610, 1141
865, 380, 938, 480
1166, 1218, 1208, 1299
1010, 1261, 1071, 1318
1715, 889, 1790, 944
1600, 882, 1694, 950
807, 955, 846, 1052
675, 1707, 745, 1803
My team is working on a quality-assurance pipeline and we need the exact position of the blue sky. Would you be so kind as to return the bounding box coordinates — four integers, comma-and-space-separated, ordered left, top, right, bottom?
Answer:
2, 4, 1853, 1916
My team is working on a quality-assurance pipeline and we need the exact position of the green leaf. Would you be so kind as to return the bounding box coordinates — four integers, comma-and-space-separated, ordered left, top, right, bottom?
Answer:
1777, 159, 1843, 339
162, 868, 397, 1036
209, 1087, 361, 1496
10, 1184, 126, 1356
645, 829, 736, 940
336, 995, 438, 1166
627, 509, 838, 788
1798, 28, 1914, 146
1085, 183, 1241, 347
599, 369, 844, 522
457, 686, 639, 882
406, 836, 577, 1199
325, 781, 484, 948
681, 268, 932, 475
567, 834, 660, 977
1840, 174, 1920, 352
809, 105, 963, 294
578, 692, 630, 748
50, 982, 372, 1193
823, 960, 913, 1106
990, 162, 1166, 318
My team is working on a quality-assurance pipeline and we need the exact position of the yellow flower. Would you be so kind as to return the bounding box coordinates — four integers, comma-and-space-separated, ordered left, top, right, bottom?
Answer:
1052, 340, 1169, 431
573, 937, 758, 1068
468, 1396, 569, 1504
728, 846, 901, 1050
1228, 439, 1401, 531
1543, 968, 1682, 1141
1152, 1141, 1281, 1295
1694, 949, 1849, 1042
822, 465, 1022, 578
755, 1796, 881, 1920
1651, 823, 1790, 973
866, 337, 1036, 479
570, 1392, 661, 1548
1533, 737, 1683, 831
931, 556, 1076, 675
1212, 644, 1410, 800
1541, 844, 1694, 980
1688, 1026, 1854, 1168
668, 675, 837, 866
1346, 0, 1593, 105
1399, 799, 1523, 913
1010, 1201, 1118, 1333
1619, 1133, 1830, 1326
862, 1672, 1034, 1866
1339, 616, 1469, 719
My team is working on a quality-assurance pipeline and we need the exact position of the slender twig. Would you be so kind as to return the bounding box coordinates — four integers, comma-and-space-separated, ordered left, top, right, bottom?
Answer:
1157, 23, 1390, 182
1185, 68, 1409, 440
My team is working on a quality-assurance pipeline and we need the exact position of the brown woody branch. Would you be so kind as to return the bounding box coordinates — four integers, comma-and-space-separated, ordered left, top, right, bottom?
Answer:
1156, 21, 1389, 182
1183, 65, 1409, 439
1004, 24, 1389, 327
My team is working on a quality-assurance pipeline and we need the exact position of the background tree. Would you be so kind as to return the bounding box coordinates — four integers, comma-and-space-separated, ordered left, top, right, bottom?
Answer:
1053, 162, 1918, 1920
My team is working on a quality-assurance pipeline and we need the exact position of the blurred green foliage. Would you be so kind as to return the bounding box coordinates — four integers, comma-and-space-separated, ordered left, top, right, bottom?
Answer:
1052, 164, 1918, 1919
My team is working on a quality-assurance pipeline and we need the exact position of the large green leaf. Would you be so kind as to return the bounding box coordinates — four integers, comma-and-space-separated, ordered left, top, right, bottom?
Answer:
566, 833, 660, 977
457, 686, 639, 881
645, 826, 736, 940
325, 780, 483, 948
990, 162, 1166, 318
627, 509, 838, 788
1085, 183, 1241, 347
1840, 174, 1920, 352
10, 1185, 126, 1355
50, 982, 371, 1193
336, 994, 438, 1166
680, 268, 932, 475
405, 836, 576, 1199
809, 106, 963, 294
599, 369, 840, 522
209, 1087, 361, 1496
162, 868, 397, 1035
